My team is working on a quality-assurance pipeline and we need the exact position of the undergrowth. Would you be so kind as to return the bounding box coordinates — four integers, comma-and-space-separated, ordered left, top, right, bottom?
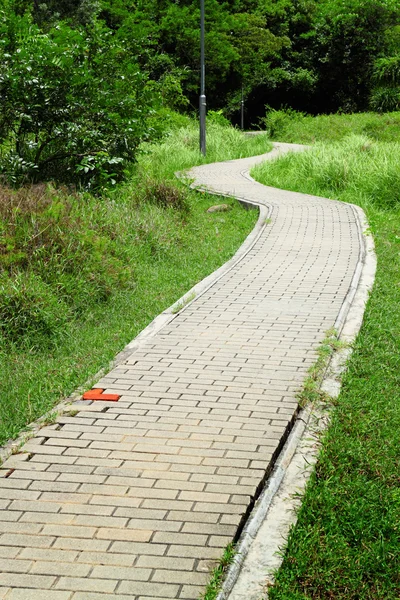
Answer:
0, 119, 271, 445
252, 120, 400, 599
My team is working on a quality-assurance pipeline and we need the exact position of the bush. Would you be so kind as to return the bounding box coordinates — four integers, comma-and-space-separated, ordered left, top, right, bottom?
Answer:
207, 110, 232, 128
262, 107, 306, 139
370, 86, 400, 112
143, 179, 189, 212
0, 271, 69, 347
148, 108, 192, 138
0, 11, 157, 189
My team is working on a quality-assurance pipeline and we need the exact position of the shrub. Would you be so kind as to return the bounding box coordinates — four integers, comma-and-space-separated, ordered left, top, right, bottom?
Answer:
0, 12, 157, 189
0, 270, 69, 347
143, 180, 189, 212
262, 107, 306, 139
370, 86, 400, 112
207, 110, 232, 128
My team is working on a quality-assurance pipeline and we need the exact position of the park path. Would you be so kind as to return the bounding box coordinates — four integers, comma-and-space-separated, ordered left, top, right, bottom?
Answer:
0, 143, 361, 600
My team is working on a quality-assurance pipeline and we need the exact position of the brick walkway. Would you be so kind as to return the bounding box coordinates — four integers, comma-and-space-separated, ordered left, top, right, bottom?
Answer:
0, 144, 361, 600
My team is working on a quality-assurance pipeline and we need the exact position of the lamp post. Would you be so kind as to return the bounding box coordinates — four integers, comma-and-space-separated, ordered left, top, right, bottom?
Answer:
240, 85, 244, 130
199, 0, 206, 155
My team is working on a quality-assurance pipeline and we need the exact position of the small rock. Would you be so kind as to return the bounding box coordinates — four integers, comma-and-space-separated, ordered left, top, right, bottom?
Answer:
206, 203, 231, 213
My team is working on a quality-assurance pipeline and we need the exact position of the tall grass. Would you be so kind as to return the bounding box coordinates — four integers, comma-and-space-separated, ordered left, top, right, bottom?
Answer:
253, 134, 400, 211
137, 120, 271, 181
262, 109, 400, 143
0, 119, 270, 446
252, 128, 400, 599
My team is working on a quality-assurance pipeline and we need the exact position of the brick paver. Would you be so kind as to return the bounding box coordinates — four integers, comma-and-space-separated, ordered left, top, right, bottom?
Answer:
0, 144, 361, 598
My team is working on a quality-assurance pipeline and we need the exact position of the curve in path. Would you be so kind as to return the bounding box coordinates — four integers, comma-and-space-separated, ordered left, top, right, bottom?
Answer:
0, 144, 361, 600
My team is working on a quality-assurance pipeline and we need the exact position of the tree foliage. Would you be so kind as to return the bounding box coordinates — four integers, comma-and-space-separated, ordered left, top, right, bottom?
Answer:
1, 0, 400, 187
0, 4, 157, 187
306, 0, 400, 112
98, 0, 400, 119
370, 54, 400, 111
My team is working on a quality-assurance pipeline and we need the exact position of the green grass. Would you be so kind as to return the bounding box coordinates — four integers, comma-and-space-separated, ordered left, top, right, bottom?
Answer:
200, 543, 236, 600
262, 108, 400, 143
297, 328, 346, 409
0, 120, 271, 446
252, 122, 400, 599
137, 119, 272, 181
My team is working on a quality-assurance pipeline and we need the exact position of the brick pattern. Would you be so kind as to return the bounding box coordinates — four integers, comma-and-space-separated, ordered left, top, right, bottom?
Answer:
0, 144, 360, 599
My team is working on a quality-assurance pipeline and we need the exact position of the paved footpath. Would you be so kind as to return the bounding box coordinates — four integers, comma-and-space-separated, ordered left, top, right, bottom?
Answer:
0, 144, 361, 600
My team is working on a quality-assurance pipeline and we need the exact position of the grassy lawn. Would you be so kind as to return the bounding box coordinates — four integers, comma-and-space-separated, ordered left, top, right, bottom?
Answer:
0, 121, 271, 447
252, 125, 400, 599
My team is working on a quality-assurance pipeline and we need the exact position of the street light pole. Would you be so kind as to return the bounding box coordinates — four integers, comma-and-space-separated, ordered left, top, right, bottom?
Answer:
199, 0, 206, 155
240, 85, 244, 130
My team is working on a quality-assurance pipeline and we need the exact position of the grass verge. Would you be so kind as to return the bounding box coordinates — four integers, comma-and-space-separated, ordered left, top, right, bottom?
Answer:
0, 120, 271, 446
252, 124, 400, 599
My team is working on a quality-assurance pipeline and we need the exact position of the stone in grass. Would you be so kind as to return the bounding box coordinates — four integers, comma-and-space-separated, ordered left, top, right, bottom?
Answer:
206, 204, 232, 213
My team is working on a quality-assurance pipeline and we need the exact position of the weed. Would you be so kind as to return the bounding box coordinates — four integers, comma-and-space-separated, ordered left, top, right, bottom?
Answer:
143, 179, 189, 212
40, 410, 59, 427
297, 329, 346, 408
0, 271, 70, 349
65, 409, 79, 417
10, 442, 26, 455
200, 543, 236, 600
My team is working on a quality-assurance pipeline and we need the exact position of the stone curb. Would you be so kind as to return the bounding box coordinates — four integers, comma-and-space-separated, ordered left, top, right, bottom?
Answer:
217, 403, 312, 600
215, 159, 377, 600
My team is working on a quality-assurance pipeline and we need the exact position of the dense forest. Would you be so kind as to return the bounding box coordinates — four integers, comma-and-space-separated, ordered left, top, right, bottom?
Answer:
1, 0, 400, 186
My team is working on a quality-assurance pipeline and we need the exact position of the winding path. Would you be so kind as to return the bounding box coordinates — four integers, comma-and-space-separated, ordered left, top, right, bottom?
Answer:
0, 144, 362, 600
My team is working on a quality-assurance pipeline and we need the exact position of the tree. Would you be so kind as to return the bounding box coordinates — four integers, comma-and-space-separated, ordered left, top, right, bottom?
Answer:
32, 0, 99, 27
307, 0, 400, 112
0, 11, 158, 188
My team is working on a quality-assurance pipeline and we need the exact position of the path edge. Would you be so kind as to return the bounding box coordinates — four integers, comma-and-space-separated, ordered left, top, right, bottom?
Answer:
215, 184, 377, 599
